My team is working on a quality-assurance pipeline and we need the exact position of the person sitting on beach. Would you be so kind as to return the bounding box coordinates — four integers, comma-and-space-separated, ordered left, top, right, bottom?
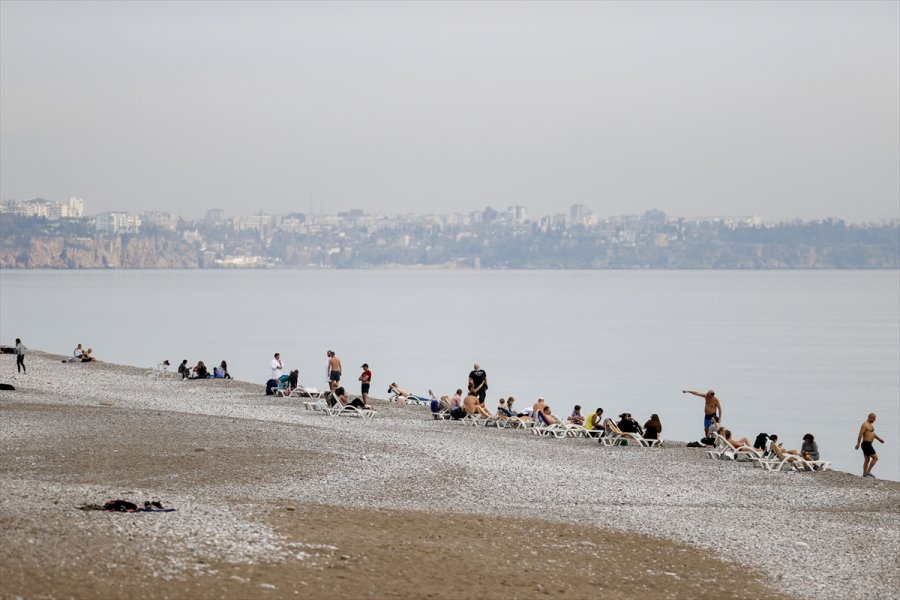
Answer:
464, 392, 491, 418
71, 343, 84, 362
81, 347, 96, 362
568, 405, 585, 426
438, 389, 463, 410
191, 361, 209, 379
496, 398, 514, 420
616, 413, 643, 436
178, 359, 190, 379
218, 360, 232, 379
643, 414, 663, 440
335, 386, 374, 411
800, 433, 819, 461
588, 408, 604, 431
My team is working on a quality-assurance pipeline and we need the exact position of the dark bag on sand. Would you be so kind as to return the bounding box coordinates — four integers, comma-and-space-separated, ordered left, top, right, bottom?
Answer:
265, 379, 277, 395
450, 407, 466, 420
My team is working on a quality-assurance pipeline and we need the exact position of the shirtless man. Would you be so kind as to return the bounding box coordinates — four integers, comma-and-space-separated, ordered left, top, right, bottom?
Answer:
463, 391, 491, 418
682, 389, 722, 437
326, 350, 342, 392
855, 413, 885, 479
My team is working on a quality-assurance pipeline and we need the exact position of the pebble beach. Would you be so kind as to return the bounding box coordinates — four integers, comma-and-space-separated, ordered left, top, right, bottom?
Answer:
1, 351, 898, 600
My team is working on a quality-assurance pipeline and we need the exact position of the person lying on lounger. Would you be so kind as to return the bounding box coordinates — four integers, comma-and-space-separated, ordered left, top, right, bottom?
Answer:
721, 428, 752, 449
538, 406, 558, 426
387, 382, 430, 403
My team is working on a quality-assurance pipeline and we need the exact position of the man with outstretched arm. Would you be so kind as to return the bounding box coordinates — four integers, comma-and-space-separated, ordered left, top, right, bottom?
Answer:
855, 413, 885, 479
682, 389, 722, 438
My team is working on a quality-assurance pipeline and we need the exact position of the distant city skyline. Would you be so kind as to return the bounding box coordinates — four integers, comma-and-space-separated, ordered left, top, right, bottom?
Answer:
1, 1, 898, 223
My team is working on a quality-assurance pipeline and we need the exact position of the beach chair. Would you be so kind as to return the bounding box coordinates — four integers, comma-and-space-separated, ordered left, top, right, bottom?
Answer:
600, 419, 659, 447
289, 384, 323, 399
530, 413, 571, 438
321, 391, 376, 419
757, 445, 831, 472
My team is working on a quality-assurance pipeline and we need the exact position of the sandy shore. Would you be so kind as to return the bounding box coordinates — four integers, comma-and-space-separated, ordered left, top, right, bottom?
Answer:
1, 352, 897, 600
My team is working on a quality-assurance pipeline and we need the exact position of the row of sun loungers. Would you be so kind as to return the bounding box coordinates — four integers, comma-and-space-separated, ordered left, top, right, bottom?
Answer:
454, 413, 660, 447
704, 434, 831, 472
278, 392, 827, 473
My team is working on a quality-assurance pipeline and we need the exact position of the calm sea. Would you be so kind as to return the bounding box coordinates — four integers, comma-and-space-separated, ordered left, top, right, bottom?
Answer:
1, 269, 898, 481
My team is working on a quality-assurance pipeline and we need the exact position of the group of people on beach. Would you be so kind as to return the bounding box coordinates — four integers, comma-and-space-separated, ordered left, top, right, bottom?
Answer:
681, 389, 886, 479
262, 350, 376, 412
5, 340, 887, 479
177, 359, 230, 380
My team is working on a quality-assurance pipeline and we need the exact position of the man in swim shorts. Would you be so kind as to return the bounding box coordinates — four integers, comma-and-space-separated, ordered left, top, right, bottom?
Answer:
327, 350, 342, 391
682, 389, 722, 438
855, 413, 885, 479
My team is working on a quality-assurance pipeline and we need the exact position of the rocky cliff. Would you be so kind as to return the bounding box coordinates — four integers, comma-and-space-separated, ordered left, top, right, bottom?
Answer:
0, 236, 201, 268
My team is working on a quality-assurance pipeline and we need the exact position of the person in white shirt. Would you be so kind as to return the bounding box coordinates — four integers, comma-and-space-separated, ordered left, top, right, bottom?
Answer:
271, 352, 284, 380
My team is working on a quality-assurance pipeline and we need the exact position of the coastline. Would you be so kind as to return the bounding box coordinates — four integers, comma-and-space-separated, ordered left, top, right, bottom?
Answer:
1, 352, 898, 599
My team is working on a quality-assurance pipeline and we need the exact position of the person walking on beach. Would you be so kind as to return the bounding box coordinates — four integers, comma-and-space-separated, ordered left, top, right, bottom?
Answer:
359, 363, 372, 406
327, 350, 342, 391
271, 353, 284, 380
682, 389, 722, 437
468, 363, 488, 404
855, 413, 885, 479
15, 338, 26, 373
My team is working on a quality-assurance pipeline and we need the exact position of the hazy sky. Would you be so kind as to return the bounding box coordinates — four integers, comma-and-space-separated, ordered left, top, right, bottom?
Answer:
1, 1, 898, 222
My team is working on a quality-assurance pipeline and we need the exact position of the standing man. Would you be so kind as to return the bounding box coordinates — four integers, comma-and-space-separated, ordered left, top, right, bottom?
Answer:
327, 350, 342, 392
468, 363, 488, 405
359, 363, 372, 406
271, 353, 284, 381
855, 413, 885, 479
15, 338, 26, 374
682, 389, 722, 438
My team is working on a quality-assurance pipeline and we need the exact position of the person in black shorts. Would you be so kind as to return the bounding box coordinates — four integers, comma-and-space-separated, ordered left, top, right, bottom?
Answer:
359, 363, 372, 406
468, 363, 488, 404
327, 350, 342, 391
855, 413, 885, 479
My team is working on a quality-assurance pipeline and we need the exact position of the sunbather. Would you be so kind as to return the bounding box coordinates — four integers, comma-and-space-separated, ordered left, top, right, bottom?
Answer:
178, 359, 190, 379
721, 429, 752, 449
532, 397, 546, 417
81, 347, 96, 362
388, 382, 429, 403
463, 392, 491, 418
538, 406, 558, 426
568, 405, 585, 426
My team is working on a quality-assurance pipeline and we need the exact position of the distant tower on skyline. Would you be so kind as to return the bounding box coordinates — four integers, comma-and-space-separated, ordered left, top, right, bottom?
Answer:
204, 208, 226, 226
